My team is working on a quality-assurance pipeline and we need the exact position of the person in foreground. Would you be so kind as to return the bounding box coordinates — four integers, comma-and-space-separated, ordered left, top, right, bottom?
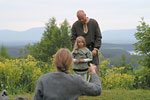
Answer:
33, 48, 102, 100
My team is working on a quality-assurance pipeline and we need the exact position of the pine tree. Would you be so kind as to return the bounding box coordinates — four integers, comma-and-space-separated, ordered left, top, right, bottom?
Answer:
25, 17, 72, 62
0, 45, 11, 58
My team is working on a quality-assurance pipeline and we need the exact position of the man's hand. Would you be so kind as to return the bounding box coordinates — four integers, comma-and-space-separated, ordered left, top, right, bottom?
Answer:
92, 49, 97, 56
89, 63, 96, 74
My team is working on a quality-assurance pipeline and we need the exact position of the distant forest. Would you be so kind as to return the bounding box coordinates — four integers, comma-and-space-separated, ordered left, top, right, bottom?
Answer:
3, 43, 140, 68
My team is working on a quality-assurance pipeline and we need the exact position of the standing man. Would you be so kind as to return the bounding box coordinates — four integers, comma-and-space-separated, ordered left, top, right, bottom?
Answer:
71, 10, 102, 75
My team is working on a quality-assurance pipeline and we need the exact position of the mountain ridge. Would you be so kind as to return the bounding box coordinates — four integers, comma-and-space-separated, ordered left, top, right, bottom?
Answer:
0, 27, 137, 46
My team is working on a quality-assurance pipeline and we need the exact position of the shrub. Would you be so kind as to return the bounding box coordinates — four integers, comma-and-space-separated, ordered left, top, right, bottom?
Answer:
101, 66, 135, 89
0, 55, 55, 94
134, 66, 150, 89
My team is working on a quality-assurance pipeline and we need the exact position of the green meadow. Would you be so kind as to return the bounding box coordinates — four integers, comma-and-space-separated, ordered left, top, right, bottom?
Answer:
8, 89, 150, 100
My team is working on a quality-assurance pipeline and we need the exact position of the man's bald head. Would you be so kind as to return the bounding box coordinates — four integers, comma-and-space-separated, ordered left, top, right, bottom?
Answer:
76, 10, 87, 24
77, 10, 85, 16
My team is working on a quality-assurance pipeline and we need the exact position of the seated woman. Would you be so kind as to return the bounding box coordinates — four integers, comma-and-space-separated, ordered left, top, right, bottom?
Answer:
33, 48, 102, 100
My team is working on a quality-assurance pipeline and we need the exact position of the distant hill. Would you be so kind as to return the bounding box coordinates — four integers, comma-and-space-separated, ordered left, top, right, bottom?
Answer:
101, 43, 134, 51
2, 42, 138, 68
6, 46, 26, 57
3, 43, 138, 68
0, 27, 45, 46
0, 27, 137, 46
2, 43, 134, 58
102, 29, 137, 44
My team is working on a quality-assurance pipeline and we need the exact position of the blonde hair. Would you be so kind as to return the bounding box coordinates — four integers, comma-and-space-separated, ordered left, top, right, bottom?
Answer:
54, 48, 73, 73
73, 36, 86, 54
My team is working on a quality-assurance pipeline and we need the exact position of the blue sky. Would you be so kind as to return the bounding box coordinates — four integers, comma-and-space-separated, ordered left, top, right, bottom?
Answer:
0, 0, 150, 31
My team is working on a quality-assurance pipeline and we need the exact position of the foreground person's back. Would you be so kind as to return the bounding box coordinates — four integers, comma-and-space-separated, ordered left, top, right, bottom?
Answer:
33, 48, 102, 100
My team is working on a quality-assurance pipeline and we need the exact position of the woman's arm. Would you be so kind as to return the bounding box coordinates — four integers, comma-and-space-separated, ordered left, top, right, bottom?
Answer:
78, 64, 102, 96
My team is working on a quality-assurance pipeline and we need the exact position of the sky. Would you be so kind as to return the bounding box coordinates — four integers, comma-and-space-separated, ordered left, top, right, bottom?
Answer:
0, 0, 150, 31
